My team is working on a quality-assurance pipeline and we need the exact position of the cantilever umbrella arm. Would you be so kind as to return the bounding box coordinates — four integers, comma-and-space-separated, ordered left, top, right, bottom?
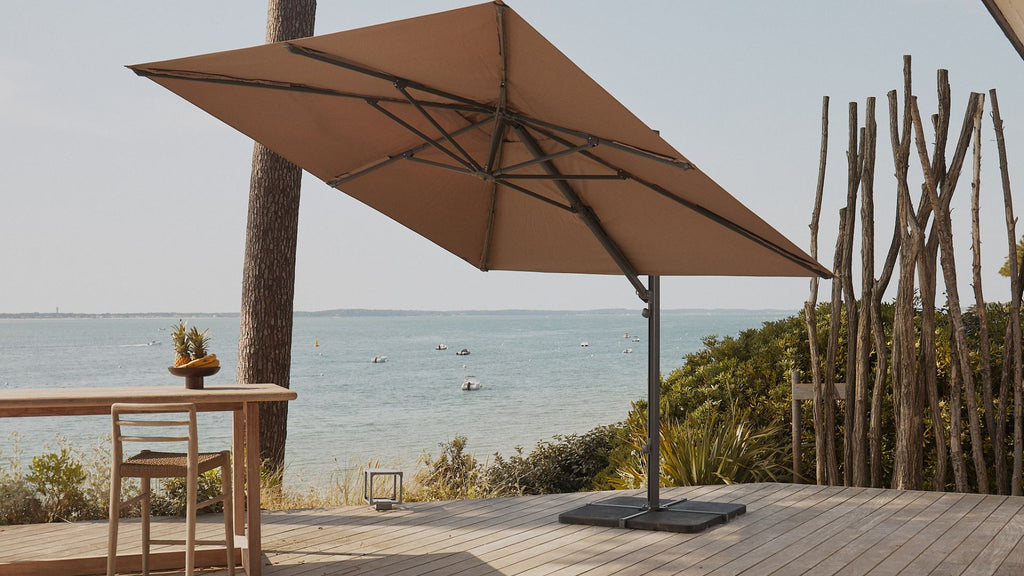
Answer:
512, 123, 650, 302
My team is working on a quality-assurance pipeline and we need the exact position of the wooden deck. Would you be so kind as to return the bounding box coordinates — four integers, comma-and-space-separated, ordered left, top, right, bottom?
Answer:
4, 483, 1024, 575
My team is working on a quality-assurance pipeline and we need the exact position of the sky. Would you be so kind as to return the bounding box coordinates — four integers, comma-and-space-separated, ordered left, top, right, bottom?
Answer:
2, 1, 1024, 313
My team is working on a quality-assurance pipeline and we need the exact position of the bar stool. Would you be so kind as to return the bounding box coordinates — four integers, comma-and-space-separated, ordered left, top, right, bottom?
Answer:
107, 402, 235, 576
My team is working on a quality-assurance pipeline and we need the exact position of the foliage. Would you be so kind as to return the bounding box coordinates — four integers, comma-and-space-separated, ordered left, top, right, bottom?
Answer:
23, 436, 108, 523
609, 402, 789, 488
659, 313, 810, 435
0, 433, 43, 525
150, 469, 224, 517
482, 426, 618, 496
408, 436, 483, 501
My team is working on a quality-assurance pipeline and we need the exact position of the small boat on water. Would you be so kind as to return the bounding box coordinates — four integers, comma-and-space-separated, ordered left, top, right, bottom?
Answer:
456, 348, 471, 356
372, 354, 388, 363
623, 332, 630, 338
436, 344, 448, 350
462, 377, 482, 391
623, 348, 633, 354
314, 338, 319, 347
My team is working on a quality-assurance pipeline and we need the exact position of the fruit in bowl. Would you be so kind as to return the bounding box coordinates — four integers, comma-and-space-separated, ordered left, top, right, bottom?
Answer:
169, 321, 221, 369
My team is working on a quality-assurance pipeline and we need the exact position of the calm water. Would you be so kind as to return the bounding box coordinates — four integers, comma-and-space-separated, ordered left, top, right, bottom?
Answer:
0, 310, 790, 487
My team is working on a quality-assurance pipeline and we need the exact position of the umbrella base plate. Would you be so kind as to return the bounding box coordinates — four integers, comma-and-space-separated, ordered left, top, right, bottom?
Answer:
558, 496, 745, 533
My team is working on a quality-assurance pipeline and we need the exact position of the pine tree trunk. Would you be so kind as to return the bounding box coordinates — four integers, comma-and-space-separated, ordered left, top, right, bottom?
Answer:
237, 0, 316, 480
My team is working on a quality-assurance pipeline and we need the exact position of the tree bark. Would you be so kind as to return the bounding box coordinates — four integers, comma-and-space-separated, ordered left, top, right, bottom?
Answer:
806, 95, 835, 485
892, 174, 923, 490
825, 206, 847, 487
237, 0, 317, 480
970, 94, 999, 493
949, 335, 969, 491
910, 93, 988, 493
853, 98, 876, 487
885, 58, 919, 489
842, 103, 861, 486
991, 89, 1023, 495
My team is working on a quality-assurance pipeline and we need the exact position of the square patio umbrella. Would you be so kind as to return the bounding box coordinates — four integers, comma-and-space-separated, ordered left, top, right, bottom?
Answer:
130, 1, 831, 532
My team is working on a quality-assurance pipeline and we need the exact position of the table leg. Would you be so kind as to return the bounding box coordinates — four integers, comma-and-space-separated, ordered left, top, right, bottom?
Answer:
232, 409, 246, 557
245, 401, 262, 576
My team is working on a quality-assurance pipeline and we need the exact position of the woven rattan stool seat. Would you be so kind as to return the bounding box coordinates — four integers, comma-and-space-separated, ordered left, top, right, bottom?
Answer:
122, 450, 229, 478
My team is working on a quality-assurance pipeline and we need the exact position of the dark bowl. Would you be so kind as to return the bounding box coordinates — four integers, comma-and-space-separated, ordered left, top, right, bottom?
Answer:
168, 365, 221, 378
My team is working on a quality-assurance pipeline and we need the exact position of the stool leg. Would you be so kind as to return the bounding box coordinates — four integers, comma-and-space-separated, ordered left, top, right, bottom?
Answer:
141, 477, 151, 576
222, 457, 236, 576
107, 474, 120, 576
186, 471, 197, 576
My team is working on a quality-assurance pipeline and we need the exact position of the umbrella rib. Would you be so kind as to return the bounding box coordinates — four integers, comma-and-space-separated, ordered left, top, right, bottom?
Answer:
499, 174, 627, 181
394, 84, 482, 172
367, 100, 476, 172
508, 112, 694, 171
513, 123, 649, 300
285, 43, 492, 113
129, 67, 484, 114
494, 140, 598, 176
533, 125, 831, 278
328, 117, 493, 186
485, 4, 509, 175
493, 180, 576, 213
404, 156, 474, 174
485, 115, 506, 173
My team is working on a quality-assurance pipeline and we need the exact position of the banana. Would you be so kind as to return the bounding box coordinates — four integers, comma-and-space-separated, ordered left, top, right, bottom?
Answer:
182, 354, 219, 368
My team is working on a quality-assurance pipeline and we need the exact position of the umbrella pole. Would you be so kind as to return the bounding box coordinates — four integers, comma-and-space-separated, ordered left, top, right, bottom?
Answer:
646, 275, 661, 511
558, 274, 746, 530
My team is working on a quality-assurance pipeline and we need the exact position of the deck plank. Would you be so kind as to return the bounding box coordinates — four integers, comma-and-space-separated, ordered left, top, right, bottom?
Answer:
6, 483, 1024, 576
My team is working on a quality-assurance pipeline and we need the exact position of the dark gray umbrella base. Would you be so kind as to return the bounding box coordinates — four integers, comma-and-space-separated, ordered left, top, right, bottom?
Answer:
558, 496, 745, 533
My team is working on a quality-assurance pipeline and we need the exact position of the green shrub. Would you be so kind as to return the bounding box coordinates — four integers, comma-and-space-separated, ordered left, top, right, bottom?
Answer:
409, 436, 484, 501
483, 426, 618, 496
23, 435, 108, 523
610, 402, 789, 488
150, 469, 224, 517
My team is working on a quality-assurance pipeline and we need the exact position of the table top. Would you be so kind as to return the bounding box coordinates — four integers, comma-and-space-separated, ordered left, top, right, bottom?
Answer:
0, 383, 296, 417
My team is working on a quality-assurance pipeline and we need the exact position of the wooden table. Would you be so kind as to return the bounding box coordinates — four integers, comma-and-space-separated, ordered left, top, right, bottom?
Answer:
0, 383, 296, 576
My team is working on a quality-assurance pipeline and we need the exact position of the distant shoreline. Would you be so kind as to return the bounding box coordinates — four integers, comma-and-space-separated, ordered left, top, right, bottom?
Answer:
0, 308, 796, 320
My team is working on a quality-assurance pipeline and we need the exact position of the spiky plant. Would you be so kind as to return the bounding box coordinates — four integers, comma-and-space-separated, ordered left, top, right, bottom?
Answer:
187, 327, 210, 359
171, 321, 191, 367
609, 402, 788, 488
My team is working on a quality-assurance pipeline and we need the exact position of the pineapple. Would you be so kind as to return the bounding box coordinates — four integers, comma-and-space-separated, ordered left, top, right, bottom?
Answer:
187, 326, 211, 359
172, 320, 191, 367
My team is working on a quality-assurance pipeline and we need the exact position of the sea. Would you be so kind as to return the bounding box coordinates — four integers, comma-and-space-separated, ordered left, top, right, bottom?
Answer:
0, 310, 791, 488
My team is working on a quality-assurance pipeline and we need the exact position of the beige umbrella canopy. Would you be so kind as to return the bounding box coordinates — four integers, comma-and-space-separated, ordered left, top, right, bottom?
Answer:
130, 1, 828, 291
131, 1, 829, 530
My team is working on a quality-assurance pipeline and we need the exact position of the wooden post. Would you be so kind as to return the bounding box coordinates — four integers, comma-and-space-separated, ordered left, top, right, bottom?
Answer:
911, 93, 988, 493
806, 95, 835, 485
992, 88, 1023, 495
792, 370, 802, 483
971, 93, 998, 493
